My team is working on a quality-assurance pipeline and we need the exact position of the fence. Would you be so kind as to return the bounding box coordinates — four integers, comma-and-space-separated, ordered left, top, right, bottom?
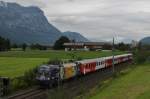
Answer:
0, 77, 10, 96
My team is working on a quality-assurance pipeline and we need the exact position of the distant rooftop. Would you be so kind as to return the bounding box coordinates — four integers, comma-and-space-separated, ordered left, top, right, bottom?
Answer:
64, 42, 111, 46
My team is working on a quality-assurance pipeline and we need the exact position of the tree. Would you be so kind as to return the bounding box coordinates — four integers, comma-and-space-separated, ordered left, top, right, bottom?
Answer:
53, 36, 70, 50
115, 42, 130, 51
30, 43, 47, 50
22, 43, 27, 51
5, 39, 10, 50
0, 36, 11, 51
12, 43, 18, 48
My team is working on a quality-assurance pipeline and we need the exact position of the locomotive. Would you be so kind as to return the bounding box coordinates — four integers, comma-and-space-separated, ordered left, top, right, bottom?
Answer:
36, 54, 133, 87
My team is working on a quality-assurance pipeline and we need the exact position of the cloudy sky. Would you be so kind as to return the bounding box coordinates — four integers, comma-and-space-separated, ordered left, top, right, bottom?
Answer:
3, 0, 150, 43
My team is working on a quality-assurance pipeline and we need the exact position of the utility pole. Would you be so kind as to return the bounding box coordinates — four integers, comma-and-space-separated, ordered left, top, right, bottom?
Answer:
112, 37, 115, 73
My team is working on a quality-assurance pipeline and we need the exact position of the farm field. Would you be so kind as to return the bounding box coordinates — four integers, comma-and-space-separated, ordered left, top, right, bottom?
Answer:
0, 50, 124, 78
86, 63, 150, 99
0, 50, 124, 59
0, 57, 48, 78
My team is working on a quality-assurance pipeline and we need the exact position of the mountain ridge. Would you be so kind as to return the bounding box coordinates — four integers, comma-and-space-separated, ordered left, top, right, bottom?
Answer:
63, 31, 89, 42
0, 1, 62, 45
0, 1, 89, 45
140, 36, 150, 45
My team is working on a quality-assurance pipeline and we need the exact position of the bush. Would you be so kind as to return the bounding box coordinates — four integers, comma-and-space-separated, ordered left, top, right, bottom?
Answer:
10, 67, 38, 92
134, 51, 150, 64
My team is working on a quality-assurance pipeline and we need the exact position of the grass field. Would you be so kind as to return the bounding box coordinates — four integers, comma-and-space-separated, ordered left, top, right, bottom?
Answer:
0, 50, 124, 59
0, 50, 124, 78
86, 63, 150, 99
0, 57, 48, 77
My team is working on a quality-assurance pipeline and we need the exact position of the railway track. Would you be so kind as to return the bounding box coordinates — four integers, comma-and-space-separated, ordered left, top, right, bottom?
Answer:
6, 88, 47, 99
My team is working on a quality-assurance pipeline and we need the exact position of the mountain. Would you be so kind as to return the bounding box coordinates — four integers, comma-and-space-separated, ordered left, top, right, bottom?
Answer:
63, 31, 89, 42
140, 37, 150, 45
0, 1, 62, 45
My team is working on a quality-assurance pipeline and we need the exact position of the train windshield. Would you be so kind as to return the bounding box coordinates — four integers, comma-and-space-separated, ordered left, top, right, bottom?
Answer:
37, 65, 60, 81
38, 65, 50, 74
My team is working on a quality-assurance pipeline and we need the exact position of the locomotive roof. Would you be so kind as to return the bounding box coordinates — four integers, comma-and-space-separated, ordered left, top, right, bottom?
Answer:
63, 63, 76, 67
39, 64, 60, 69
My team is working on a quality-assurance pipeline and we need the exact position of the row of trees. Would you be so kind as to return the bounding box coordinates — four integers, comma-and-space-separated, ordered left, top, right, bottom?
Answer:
0, 35, 149, 51
14, 36, 69, 51
0, 36, 11, 51
0, 36, 49, 51
115, 42, 131, 51
11, 43, 48, 51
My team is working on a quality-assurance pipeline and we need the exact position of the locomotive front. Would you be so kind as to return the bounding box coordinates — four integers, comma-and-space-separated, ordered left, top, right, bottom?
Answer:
36, 65, 60, 87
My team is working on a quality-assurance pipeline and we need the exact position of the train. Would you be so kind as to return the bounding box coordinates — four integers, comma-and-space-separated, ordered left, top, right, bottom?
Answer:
36, 53, 133, 87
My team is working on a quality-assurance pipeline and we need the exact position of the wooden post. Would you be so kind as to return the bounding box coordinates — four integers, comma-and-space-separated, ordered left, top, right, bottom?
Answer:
112, 37, 115, 73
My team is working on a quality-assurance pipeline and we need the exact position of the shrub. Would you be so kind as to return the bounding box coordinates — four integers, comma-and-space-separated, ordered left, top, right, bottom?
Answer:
10, 67, 38, 92
134, 51, 150, 64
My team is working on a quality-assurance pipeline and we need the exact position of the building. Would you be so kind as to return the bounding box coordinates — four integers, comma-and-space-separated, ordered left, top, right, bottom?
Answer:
131, 40, 138, 48
64, 42, 111, 51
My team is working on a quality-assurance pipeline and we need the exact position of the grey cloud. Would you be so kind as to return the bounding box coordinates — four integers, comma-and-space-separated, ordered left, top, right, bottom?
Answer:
4, 0, 45, 8
2, 0, 150, 42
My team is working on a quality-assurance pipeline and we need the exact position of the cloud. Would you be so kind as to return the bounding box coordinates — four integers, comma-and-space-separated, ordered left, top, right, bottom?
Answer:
2, 0, 150, 42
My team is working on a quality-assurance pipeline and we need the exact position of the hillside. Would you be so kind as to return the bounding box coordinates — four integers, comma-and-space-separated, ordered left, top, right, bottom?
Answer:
0, 1, 62, 45
63, 31, 89, 42
140, 37, 150, 45
0, 1, 90, 46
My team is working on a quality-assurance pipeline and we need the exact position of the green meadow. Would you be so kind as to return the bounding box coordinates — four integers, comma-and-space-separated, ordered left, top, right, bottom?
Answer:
0, 50, 124, 58
81, 63, 150, 99
0, 50, 124, 78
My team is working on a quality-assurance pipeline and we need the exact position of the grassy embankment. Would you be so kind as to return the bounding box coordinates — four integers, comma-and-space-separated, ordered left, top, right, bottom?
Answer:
0, 50, 124, 78
76, 50, 150, 99
85, 63, 150, 99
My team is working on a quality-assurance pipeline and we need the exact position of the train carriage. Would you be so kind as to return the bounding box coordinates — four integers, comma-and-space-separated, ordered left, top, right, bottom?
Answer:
114, 55, 121, 64
95, 58, 105, 70
105, 56, 113, 67
128, 54, 133, 60
122, 54, 129, 62
117, 55, 124, 63
76, 59, 96, 75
